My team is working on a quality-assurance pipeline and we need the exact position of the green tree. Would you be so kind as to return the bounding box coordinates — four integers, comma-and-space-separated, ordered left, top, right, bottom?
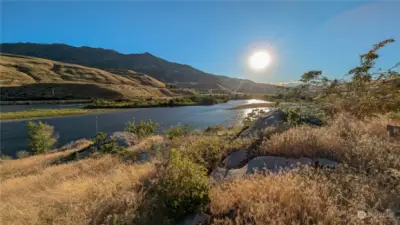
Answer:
27, 121, 57, 155
125, 119, 159, 139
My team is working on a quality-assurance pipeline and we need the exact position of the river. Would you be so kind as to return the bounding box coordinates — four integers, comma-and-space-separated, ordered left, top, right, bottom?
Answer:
0, 99, 269, 156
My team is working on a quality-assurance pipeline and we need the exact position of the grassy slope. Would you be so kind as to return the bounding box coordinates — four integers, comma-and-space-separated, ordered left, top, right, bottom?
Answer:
1, 114, 399, 224
0, 54, 174, 100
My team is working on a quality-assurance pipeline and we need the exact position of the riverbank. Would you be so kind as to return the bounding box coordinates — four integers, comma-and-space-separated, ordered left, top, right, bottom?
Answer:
0, 108, 90, 120
0, 99, 92, 105
85, 95, 230, 109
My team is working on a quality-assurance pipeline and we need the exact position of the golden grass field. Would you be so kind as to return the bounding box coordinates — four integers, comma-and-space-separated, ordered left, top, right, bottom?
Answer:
0, 114, 399, 225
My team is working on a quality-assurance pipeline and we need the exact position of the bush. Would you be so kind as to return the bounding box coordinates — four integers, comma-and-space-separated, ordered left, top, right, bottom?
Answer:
157, 149, 211, 221
179, 136, 222, 171
16, 151, 30, 159
0, 154, 13, 160
165, 124, 192, 140
125, 120, 159, 139
27, 121, 57, 155
93, 132, 122, 154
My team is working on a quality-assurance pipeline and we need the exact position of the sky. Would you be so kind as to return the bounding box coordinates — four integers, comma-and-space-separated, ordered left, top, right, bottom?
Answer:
1, 0, 399, 83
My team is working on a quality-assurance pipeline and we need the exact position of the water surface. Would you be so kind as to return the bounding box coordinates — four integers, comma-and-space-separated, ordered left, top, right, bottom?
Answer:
0, 100, 270, 156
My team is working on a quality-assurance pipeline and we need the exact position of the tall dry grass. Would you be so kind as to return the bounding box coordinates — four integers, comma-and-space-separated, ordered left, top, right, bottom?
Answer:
0, 155, 153, 225
259, 113, 400, 171
210, 167, 399, 225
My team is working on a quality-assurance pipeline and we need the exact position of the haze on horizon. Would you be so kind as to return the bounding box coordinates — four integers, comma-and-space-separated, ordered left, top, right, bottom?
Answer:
1, 0, 399, 84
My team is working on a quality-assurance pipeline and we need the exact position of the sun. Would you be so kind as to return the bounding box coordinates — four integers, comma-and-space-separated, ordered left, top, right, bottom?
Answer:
248, 51, 271, 70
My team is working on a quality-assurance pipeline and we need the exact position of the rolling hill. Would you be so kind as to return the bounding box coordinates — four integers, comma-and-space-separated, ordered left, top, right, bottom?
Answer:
0, 54, 174, 100
0, 43, 278, 93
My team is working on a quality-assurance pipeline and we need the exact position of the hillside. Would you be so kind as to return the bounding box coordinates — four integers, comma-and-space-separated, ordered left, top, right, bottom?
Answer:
0, 54, 174, 100
0, 43, 278, 93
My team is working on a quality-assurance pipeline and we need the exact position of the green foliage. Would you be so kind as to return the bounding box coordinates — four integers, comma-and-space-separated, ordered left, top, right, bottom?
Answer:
180, 136, 222, 171
0, 154, 13, 160
299, 39, 399, 117
27, 121, 57, 155
165, 124, 192, 140
157, 149, 211, 221
93, 132, 122, 154
282, 105, 326, 126
0, 108, 88, 120
125, 120, 159, 139
16, 151, 31, 159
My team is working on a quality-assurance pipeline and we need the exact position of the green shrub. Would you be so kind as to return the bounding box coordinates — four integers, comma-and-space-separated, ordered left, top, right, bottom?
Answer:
0, 154, 13, 160
16, 151, 31, 159
92, 132, 122, 154
125, 120, 159, 139
165, 124, 192, 140
180, 136, 222, 171
157, 149, 211, 221
27, 121, 57, 155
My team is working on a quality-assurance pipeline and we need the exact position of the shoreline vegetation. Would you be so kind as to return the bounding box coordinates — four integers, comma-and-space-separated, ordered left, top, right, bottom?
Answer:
0, 108, 90, 120
85, 95, 240, 109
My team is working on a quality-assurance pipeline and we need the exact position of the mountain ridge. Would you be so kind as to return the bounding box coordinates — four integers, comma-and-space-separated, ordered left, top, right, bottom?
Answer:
0, 42, 277, 93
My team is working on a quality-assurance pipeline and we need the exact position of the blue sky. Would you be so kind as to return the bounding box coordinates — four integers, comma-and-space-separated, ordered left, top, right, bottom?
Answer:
1, 0, 399, 83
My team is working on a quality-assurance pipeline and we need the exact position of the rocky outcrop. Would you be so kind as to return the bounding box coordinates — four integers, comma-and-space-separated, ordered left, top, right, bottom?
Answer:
105, 132, 138, 148
211, 155, 338, 182
222, 149, 248, 169
239, 109, 286, 138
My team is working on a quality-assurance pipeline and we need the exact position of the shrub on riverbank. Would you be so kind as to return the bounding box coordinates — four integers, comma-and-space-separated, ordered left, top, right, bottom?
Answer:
27, 121, 58, 155
126, 119, 159, 139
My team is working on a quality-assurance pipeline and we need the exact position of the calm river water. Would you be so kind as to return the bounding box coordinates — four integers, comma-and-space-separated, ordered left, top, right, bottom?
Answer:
0, 100, 269, 156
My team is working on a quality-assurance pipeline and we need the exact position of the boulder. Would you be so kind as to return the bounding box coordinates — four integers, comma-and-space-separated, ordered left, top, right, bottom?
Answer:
246, 156, 338, 174
105, 132, 138, 148
303, 116, 324, 126
210, 156, 338, 182
210, 166, 246, 183
223, 149, 248, 169
240, 109, 286, 138
387, 124, 400, 137
179, 212, 210, 225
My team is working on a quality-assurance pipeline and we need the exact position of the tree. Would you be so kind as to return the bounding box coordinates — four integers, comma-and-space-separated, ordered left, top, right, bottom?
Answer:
27, 121, 57, 155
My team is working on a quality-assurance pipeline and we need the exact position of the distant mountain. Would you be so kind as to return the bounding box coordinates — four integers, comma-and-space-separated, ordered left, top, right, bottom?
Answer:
0, 43, 277, 93
0, 53, 174, 100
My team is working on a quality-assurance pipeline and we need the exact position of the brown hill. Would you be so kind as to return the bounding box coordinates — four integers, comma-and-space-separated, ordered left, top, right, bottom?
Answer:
0, 54, 174, 100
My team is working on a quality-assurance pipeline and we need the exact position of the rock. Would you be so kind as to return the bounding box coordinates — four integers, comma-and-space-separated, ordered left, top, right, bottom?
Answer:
240, 109, 286, 138
105, 132, 138, 148
179, 212, 210, 225
210, 166, 246, 183
246, 156, 338, 174
223, 149, 248, 169
387, 124, 400, 137
210, 155, 338, 182
303, 116, 323, 126
138, 151, 150, 162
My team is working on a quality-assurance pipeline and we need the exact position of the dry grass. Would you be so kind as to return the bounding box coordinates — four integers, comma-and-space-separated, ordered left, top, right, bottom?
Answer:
0, 154, 153, 225
0, 140, 91, 181
259, 113, 400, 171
210, 167, 399, 225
